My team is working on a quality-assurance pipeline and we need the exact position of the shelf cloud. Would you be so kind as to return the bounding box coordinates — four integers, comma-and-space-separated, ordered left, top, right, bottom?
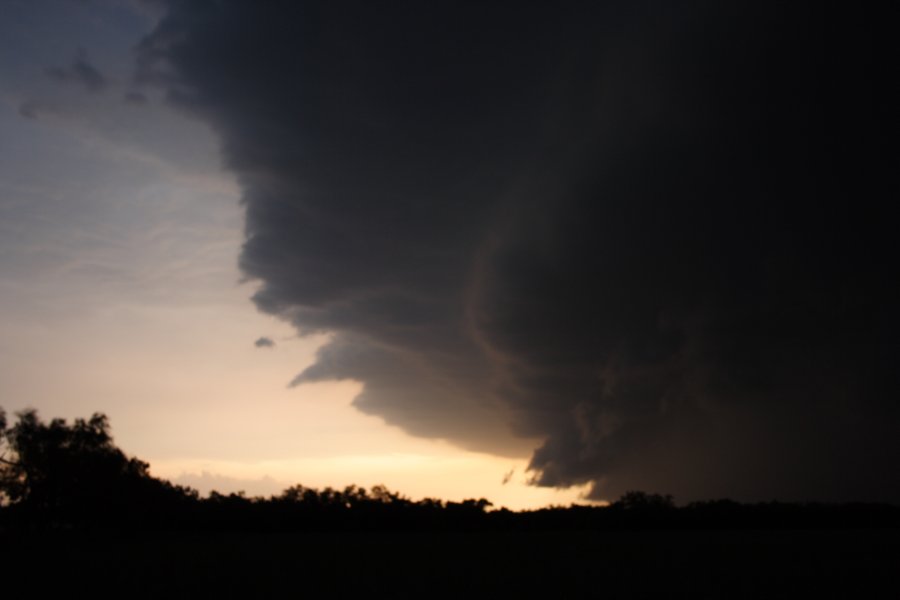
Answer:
136, 1, 897, 501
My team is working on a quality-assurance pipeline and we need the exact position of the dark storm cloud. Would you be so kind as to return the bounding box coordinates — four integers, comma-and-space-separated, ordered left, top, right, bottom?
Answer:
45, 49, 107, 92
138, 1, 898, 501
254, 337, 275, 349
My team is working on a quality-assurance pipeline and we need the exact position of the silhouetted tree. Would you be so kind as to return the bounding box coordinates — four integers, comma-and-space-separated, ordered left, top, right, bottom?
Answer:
3, 407, 898, 534
0, 407, 194, 528
614, 491, 675, 511
0, 407, 14, 503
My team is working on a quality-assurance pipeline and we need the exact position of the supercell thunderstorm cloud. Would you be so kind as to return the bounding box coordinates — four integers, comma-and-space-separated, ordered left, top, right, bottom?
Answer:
136, 1, 897, 501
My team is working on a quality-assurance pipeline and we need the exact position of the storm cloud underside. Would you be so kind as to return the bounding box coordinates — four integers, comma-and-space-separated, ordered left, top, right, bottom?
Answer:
137, 2, 898, 501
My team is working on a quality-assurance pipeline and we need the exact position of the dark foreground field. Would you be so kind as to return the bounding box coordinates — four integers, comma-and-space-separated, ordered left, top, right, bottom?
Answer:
4, 528, 898, 598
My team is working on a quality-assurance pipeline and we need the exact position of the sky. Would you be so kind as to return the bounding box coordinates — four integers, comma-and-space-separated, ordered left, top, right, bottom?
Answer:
0, 1, 896, 506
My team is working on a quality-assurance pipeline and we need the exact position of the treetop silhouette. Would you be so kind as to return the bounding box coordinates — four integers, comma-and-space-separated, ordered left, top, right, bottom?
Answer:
0, 408, 192, 526
1, 407, 896, 533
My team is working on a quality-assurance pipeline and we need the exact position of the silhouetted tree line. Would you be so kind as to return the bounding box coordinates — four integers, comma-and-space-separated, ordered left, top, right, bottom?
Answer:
2, 409, 898, 533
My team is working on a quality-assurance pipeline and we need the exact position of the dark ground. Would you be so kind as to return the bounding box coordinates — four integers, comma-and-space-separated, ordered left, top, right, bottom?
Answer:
4, 528, 898, 598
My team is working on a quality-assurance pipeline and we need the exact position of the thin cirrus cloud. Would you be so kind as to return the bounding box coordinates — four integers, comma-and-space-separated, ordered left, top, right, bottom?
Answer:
45, 49, 108, 93
135, 1, 898, 502
123, 91, 148, 105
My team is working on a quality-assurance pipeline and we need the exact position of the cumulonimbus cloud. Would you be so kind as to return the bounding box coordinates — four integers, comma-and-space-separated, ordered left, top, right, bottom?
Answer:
136, 1, 898, 502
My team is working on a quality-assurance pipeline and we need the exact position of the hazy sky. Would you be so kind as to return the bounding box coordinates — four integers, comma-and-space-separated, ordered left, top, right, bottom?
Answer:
1, 1, 895, 505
